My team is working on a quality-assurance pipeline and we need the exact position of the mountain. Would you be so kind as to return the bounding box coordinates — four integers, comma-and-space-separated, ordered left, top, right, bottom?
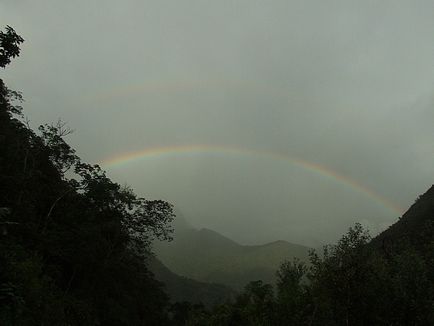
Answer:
171, 209, 194, 233
154, 225, 311, 290
148, 257, 234, 308
372, 184, 434, 254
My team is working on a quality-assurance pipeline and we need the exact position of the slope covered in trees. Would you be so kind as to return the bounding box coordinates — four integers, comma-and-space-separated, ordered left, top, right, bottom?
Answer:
371, 185, 434, 254
182, 187, 434, 325
149, 257, 235, 308
0, 26, 175, 325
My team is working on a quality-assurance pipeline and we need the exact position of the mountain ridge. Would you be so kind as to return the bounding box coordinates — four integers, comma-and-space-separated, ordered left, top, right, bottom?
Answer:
372, 184, 434, 253
154, 221, 311, 289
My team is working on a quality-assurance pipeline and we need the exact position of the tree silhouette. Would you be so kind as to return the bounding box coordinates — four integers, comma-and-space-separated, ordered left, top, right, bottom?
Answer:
0, 26, 174, 325
0, 26, 24, 68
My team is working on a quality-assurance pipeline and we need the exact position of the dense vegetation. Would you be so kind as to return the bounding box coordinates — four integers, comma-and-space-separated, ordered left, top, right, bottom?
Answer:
0, 27, 175, 325
2, 27, 434, 325
181, 216, 434, 325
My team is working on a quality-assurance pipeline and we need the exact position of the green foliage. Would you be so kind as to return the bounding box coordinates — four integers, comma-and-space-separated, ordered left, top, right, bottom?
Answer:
194, 219, 434, 326
276, 258, 306, 301
235, 280, 275, 325
307, 224, 383, 325
275, 258, 309, 325
186, 280, 276, 326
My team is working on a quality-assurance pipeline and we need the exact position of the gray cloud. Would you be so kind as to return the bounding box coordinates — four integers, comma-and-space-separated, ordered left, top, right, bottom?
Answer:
2, 0, 434, 246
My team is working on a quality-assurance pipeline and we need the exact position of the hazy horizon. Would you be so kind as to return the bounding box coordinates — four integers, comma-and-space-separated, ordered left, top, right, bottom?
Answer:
2, 0, 434, 247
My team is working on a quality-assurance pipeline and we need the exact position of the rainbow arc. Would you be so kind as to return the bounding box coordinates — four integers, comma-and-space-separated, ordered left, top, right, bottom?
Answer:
100, 145, 404, 215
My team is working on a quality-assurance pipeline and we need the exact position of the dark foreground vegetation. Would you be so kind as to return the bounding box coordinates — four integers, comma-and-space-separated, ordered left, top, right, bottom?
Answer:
180, 215, 434, 325
2, 27, 434, 325
0, 27, 175, 325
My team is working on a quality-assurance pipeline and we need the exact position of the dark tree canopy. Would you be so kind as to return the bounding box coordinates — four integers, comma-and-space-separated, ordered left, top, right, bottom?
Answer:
0, 25, 24, 68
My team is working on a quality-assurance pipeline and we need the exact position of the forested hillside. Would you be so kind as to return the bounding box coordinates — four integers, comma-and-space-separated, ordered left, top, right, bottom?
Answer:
371, 185, 434, 254
148, 257, 234, 308
0, 26, 175, 325
181, 189, 434, 325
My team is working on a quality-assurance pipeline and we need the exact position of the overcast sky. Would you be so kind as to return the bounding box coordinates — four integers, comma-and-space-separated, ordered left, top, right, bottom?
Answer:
2, 0, 434, 246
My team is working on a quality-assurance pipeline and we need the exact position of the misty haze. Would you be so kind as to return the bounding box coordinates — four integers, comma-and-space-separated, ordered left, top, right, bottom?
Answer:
2, 1, 434, 325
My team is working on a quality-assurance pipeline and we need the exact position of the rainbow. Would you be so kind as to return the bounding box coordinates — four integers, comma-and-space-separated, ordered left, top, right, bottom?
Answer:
100, 145, 404, 215
88, 79, 289, 103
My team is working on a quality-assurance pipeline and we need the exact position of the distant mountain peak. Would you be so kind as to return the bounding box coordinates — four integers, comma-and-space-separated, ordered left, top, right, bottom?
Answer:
171, 209, 194, 233
154, 224, 311, 289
